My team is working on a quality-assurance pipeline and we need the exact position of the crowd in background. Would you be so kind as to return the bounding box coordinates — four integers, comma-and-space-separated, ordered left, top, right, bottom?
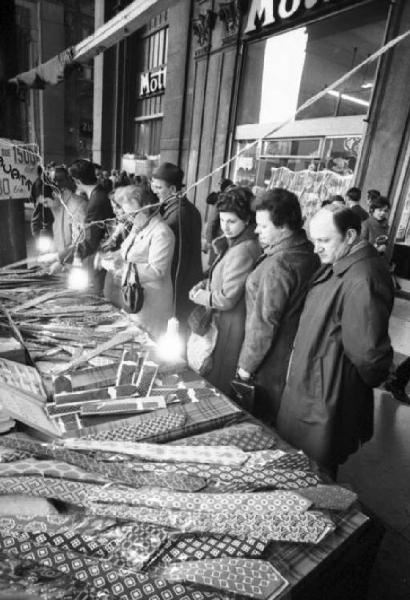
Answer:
27, 157, 410, 478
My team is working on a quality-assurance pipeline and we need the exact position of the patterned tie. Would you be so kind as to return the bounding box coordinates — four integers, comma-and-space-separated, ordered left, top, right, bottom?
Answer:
63, 438, 249, 466
0, 437, 206, 492
162, 558, 289, 600
87, 487, 312, 515
0, 530, 224, 600
0, 550, 89, 600
147, 534, 269, 569
88, 502, 335, 544
172, 422, 276, 451
82, 412, 187, 441
298, 485, 358, 511
0, 459, 107, 484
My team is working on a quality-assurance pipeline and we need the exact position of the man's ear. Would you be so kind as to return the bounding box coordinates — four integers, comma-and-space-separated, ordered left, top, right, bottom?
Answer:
346, 228, 359, 245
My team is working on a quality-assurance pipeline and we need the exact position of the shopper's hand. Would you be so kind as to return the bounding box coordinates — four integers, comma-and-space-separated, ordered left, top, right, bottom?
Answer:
237, 368, 251, 381
48, 261, 63, 275
37, 252, 58, 264
190, 288, 210, 306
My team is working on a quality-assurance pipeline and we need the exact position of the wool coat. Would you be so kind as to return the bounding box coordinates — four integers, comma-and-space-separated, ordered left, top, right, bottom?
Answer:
160, 195, 202, 326
276, 242, 394, 468
238, 231, 320, 423
120, 214, 175, 339
195, 227, 260, 396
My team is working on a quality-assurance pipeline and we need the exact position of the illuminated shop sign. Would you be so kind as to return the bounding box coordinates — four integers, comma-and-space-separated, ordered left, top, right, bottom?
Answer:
245, 0, 348, 33
139, 66, 167, 98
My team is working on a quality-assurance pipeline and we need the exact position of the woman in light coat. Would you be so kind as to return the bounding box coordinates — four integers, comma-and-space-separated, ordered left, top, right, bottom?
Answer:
189, 187, 260, 396
102, 184, 175, 339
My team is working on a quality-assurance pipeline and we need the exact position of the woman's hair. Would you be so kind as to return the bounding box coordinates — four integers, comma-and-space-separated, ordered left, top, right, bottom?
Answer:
255, 188, 303, 231
328, 194, 345, 205
369, 195, 390, 212
68, 159, 97, 185
122, 184, 159, 215
216, 186, 253, 222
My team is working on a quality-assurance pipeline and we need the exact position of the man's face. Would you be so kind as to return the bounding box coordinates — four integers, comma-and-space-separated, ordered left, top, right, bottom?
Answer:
310, 210, 355, 265
151, 178, 175, 203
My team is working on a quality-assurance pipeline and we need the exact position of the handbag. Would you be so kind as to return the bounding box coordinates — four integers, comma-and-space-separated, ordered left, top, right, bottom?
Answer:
187, 320, 218, 375
230, 378, 255, 413
188, 305, 214, 336
121, 261, 144, 313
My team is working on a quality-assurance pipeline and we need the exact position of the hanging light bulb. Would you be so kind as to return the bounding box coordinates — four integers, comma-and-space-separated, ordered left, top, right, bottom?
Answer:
157, 317, 184, 362
37, 227, 53, 253
67, 254, 89, 291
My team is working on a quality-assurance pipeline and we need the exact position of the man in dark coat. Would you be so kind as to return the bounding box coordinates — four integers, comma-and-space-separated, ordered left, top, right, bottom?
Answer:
276, 205, 394, 477
151, 162, 202, 330
68, 159, 114, 293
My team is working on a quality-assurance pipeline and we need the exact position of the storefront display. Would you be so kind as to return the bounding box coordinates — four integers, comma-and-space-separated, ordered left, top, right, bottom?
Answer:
231, 0, 390, 211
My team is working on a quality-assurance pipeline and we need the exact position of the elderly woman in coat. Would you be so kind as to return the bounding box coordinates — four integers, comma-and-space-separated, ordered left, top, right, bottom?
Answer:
237, 188, 320, 423
100, 184, 175, 339
189, 187, 260, 396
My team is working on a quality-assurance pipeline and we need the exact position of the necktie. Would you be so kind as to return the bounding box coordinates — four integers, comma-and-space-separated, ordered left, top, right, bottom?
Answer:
0, 530, 223, 600
63, 438, 249, 466
88, 502, 335, 544
147, 534, 269, 569
0, 436, 206, 492
0, 550, 89, 600
298, 485, 357, 510
0, 459, 107, 484
83, 412, 187, 441
172, 422, 276, 451
162, 558, 289, 600
87, 487, 312, 514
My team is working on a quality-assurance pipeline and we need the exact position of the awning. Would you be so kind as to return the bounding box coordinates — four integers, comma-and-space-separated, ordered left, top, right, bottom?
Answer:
8, 0, 173, 89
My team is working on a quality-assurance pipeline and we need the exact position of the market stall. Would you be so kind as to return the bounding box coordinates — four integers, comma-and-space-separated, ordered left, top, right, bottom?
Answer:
0, 268, 381, 600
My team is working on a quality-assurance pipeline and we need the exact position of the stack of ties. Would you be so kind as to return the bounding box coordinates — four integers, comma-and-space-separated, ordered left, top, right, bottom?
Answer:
0, 421, 360, 600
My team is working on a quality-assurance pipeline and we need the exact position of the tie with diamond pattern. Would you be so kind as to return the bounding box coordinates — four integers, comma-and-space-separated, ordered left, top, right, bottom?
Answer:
0, 530, 225, 600
0, 436, 206, 492
162, 558, 289, 599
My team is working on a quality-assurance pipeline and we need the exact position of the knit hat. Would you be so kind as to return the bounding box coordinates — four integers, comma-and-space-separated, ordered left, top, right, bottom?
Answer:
152, 162, 184, 188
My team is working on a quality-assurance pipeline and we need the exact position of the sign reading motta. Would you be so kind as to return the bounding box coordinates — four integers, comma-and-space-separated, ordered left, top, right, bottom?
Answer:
245, 0, 347, 33
0, 139, 40, 200
139, 67, 167, 98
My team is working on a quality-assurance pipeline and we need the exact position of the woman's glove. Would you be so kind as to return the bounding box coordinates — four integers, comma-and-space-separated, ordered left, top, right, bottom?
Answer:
189, 287, 211, 307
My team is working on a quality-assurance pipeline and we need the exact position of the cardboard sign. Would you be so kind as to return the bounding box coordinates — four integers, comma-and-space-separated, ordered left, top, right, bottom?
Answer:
0, 138, 40, 200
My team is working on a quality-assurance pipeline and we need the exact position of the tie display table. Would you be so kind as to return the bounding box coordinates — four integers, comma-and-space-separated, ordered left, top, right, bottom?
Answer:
0, 271, 382, 600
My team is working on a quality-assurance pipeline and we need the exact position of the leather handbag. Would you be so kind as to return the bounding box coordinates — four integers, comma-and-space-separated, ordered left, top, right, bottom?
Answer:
230, 377, 255, 413
188, 305, 214, 336
121, 262, 144, 313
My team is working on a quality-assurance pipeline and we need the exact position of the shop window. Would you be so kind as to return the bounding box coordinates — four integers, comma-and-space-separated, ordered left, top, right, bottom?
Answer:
232, 0, 389, 217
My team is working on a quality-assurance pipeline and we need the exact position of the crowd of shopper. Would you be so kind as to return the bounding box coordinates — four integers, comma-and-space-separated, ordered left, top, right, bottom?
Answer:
29, 157, 410, 477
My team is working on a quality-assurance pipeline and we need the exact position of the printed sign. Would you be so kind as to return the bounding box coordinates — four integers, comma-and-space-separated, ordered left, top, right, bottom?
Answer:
139, 66, 167, 98
0, 138, 40, 200
245, 0, 350, 34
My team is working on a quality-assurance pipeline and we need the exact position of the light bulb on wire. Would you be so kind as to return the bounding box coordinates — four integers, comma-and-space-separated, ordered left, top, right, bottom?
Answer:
37, 227, 53, 253
67, 254, 89, 291
157, 317, 184, 362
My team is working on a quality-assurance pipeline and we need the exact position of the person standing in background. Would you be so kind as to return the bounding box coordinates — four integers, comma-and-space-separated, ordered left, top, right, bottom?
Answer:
151, 162, 202, 331
68, 159, 114, 293
345, 187, 368, 222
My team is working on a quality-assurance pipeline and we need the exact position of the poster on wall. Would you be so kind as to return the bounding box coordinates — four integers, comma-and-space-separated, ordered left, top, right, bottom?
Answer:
0, 138, 40, 201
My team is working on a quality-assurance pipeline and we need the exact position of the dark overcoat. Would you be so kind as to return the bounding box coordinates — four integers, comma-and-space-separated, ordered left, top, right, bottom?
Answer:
161, 195, 202, 325
276, 242, 394, 468
238, 231, 320, 423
